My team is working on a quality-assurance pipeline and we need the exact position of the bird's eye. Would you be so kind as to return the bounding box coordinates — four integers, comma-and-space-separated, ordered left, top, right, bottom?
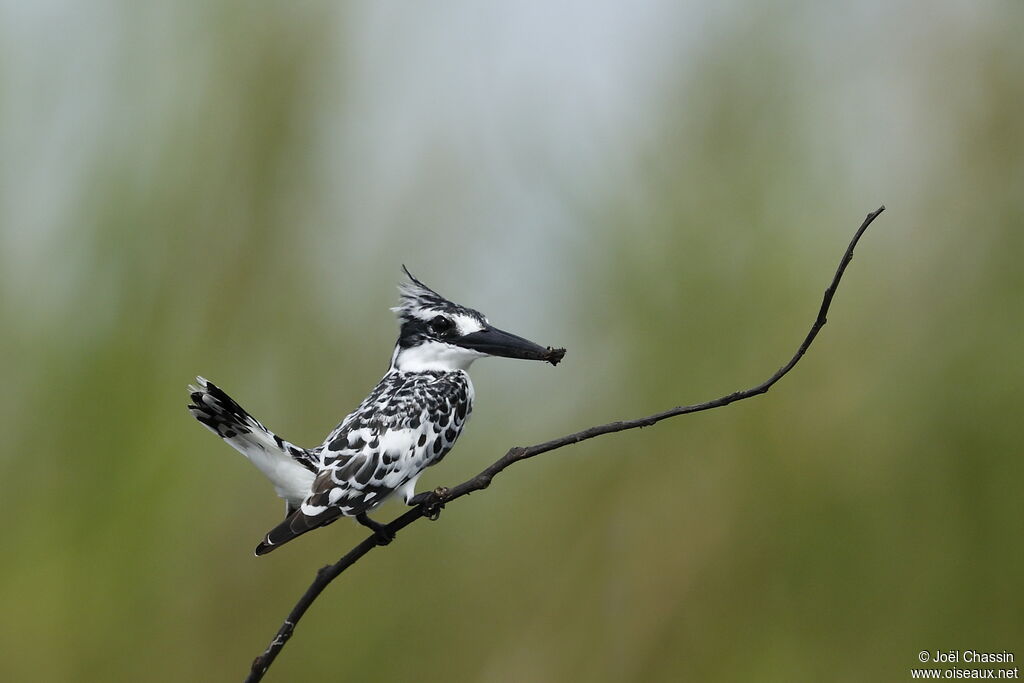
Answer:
430, 316, 454, 333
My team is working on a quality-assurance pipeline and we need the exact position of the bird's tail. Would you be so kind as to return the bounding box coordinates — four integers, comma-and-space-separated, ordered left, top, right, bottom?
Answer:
187, 377, 317, 486
254, 506, 343, 556
188, 377, 286, 454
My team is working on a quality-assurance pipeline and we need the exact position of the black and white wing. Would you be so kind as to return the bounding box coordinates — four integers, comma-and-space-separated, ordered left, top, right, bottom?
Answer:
254, 371, 472, 555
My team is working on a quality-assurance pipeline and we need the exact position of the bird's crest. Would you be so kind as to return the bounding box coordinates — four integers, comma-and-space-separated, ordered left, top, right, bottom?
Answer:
392, 266, 484, 324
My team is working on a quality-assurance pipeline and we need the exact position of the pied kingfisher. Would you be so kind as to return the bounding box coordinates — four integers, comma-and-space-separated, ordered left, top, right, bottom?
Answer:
187, 268, 565, 555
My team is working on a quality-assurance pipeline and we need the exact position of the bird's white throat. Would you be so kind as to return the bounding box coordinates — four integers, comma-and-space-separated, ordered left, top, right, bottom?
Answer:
391, 340, 487, 372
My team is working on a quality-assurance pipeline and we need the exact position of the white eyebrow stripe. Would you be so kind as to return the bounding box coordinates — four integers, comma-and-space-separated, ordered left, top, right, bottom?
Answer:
453, 313, 484, 336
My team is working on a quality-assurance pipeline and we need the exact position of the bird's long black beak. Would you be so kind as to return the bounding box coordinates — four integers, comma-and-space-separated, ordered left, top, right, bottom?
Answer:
458, 325, 566, 366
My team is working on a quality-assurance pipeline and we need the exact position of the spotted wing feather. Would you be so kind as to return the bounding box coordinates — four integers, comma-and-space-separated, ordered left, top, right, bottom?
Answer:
254, 371, 472, 555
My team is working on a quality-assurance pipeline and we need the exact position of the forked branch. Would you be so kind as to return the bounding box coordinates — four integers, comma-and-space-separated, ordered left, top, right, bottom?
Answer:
246, 206, 886, 682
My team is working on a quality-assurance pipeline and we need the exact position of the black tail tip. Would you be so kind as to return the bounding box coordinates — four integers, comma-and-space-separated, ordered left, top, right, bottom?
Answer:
254, 541, 274, 557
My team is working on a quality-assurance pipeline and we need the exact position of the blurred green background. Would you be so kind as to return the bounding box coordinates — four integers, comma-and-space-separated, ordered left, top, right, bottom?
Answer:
1, 2, 1021, 681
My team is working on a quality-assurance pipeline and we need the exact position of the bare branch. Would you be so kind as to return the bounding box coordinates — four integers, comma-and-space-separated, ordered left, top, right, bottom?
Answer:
245, 205, 886, 682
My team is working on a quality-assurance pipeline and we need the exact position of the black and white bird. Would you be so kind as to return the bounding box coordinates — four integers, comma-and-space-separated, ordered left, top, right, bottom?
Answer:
187, 268, 565, 556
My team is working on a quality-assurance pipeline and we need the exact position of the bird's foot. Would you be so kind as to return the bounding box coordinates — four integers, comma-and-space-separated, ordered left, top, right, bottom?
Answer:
409, 486, 449, 521
356, 513, 394, 545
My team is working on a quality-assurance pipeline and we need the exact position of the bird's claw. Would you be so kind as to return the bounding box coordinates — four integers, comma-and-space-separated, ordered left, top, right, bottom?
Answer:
372, 528, 395, 546
409, 486, 449, 521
